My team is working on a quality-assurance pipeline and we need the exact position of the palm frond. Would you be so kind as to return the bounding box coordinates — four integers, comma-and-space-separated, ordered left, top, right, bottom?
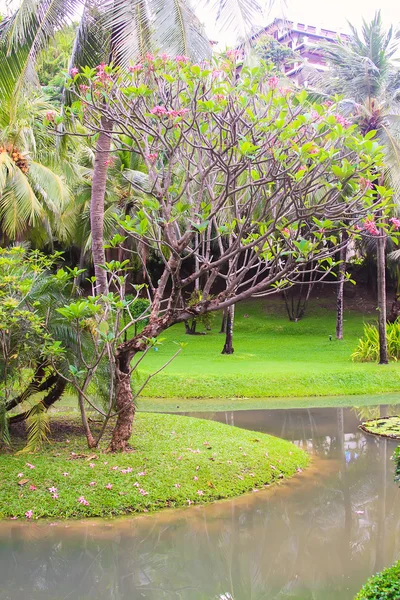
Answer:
151, 0, 211, 60
0, 168, 43, 237
17, 401, 50, 453
0, 151, 16, 190
28, 161, 71, 213
68, 1, 110, 70
122, 168, 150, 193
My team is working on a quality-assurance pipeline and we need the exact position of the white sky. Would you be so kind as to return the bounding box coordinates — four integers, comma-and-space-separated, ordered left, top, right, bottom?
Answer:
1, 0, 400, 48
206, 0, 400, 48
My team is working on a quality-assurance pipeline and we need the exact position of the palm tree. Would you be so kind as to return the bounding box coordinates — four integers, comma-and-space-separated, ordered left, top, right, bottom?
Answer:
0, 91, 73, 246
317, 12, 400, 361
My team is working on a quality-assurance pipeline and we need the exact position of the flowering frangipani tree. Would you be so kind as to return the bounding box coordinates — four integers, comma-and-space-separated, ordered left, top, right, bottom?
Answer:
64, 54, 396, 450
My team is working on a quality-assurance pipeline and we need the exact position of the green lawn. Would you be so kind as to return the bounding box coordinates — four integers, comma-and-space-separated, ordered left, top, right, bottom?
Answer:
0, 413, 308, 520
135, 299, 400, 401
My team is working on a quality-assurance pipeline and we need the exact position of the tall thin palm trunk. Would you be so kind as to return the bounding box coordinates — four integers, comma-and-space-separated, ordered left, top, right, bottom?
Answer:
90, 115, 112, 294
336, 232, 348, 340
377, 233, 388, 364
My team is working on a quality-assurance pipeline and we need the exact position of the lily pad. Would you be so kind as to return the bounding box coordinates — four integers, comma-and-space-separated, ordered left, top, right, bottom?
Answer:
360, 415, 400, 439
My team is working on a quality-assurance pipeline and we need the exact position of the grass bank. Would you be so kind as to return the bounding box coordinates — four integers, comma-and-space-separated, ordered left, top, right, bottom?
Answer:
136, 300, 400, 399
0, 413, 308, 520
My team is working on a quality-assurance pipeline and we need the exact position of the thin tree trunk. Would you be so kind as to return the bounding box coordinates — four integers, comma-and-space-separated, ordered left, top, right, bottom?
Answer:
377, 233, 389, 364
78, 390, 96, 448
220, 309, 227, 333
90, 115, 112, 294
222, 305, 234, 354
336, 234, 347, 340
109, 352, 135, 452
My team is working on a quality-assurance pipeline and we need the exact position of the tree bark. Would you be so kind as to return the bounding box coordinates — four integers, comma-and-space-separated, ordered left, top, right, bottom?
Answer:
220, 309, 227, 333
377, 233, 389, 364
221, 305, 234, 354
109, 352, 135, 452
90, 115, 112, 294
78, 391, 96, 449
336, 234, 347, 340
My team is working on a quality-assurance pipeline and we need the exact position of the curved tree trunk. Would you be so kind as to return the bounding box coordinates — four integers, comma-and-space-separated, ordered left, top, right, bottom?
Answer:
109, 352, 135, 452
377, 233, 388, 364
91, 115, 112, 294
9, 377, 66, 424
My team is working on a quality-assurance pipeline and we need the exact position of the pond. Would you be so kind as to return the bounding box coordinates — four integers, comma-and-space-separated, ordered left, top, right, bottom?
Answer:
1, 404, 400, 600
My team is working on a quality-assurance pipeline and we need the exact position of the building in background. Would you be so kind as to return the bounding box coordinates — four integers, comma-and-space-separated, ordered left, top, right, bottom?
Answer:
241, 18, 350, 86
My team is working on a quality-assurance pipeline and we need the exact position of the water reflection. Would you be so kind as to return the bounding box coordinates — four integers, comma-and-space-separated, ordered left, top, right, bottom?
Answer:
1, 406, 400, 600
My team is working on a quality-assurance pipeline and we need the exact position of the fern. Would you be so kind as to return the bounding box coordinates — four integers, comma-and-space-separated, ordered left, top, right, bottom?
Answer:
17, 401, 50, 454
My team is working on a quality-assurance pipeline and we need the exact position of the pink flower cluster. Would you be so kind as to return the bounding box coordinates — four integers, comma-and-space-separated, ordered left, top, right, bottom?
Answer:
70, 67, 79, 77
226, 49, 240, 60
146, 153, 158, 163
267, 76, 279, 90
335, 114, 351, 128
129, 63, 143, 73
151, 105, 168, 116
175, 55, 189, 63
390, 217, 400, 230
45, 111, 56, 122
78, 496, 89, 506
359, 177, 373, 191
96, 62, 110, 82
150, 106, 189, 118
364, 218, 379, 236
168, 108, 189, 118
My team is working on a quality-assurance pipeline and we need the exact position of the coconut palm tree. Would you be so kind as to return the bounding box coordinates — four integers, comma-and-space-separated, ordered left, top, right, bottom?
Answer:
316, 12, 400, 361
0, 90, 74, 246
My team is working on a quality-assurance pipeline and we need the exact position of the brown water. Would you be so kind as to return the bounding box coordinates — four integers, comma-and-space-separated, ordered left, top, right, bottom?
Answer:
1, 405, 400, 600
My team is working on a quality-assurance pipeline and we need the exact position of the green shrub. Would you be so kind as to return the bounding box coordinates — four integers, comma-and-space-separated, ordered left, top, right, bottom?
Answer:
354, 561, 400, 599
352, 319, 400, 362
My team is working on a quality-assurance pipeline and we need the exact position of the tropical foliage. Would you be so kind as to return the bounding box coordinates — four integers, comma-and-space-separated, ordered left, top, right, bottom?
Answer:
354, 560, 400, 599
352, 318, 400, 362
59, 53, 395, 449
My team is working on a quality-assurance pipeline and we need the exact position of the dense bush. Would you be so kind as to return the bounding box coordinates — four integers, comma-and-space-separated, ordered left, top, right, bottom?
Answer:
352, 319, 400, 362
354, 561, 400, 599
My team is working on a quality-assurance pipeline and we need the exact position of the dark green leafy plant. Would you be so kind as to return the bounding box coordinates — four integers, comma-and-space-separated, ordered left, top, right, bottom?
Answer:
354, 561, 400, 599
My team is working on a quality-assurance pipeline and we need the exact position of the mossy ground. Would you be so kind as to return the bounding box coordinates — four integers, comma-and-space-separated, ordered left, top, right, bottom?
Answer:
0, 412, 308, 520
354, 561, 400, 599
